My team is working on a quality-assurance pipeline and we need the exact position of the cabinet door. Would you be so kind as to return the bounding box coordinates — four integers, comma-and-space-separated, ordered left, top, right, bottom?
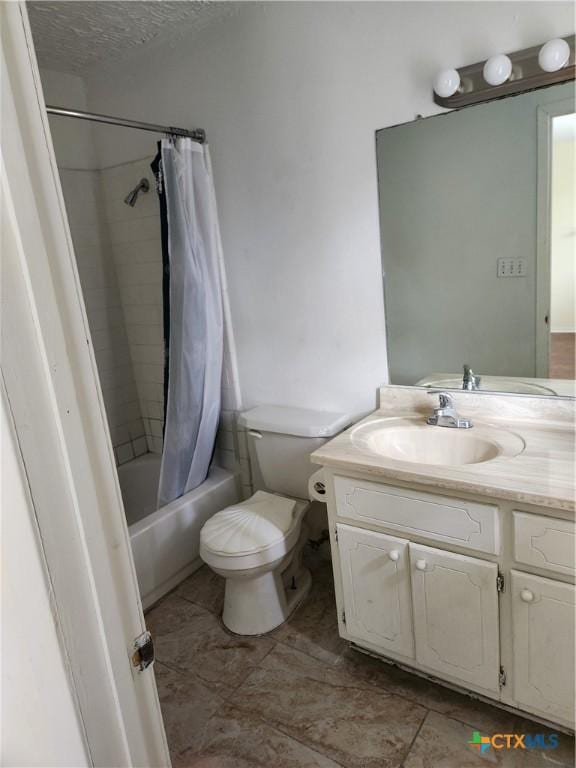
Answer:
511, 570, 575, 725
337, 524, 414, 659
410, 543, 499, 692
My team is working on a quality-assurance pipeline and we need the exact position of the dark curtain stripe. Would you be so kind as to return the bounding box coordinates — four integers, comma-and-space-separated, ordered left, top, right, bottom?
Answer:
151, 145, 170, 432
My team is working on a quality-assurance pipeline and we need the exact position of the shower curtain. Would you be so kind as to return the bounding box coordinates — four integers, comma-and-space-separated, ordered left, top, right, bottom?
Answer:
156, 138, 224, 507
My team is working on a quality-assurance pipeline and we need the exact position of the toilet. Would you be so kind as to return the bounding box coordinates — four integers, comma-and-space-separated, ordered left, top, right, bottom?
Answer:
200, 405, 351, 635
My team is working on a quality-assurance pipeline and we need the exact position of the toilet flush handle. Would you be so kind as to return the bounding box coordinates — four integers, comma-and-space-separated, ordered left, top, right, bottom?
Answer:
248, 430, 263, 439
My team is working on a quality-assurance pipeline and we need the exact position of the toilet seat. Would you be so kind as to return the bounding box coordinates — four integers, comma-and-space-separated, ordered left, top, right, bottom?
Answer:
200, 491, 305, 571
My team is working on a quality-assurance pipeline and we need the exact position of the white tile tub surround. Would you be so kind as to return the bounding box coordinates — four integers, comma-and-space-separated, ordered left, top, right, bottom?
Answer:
46, 71, 244, 473
99, 154, 244, 473
58, 168, 146, 458
99, 156, 165, 455
216, 409, 253, 500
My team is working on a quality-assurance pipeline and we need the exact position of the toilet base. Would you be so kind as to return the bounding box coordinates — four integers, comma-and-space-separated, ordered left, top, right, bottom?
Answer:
222, 565, 311, 636
221, 527, 311, 636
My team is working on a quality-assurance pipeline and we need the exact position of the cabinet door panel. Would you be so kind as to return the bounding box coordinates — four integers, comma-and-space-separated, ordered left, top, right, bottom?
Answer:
334, 475, 500, 554
513, 512, 575, 577
511, 570, 575, 726
410, 543, 499, 692
337, 524, 414, 659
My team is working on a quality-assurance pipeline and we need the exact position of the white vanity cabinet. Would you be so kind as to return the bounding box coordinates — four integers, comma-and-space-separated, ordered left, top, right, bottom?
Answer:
326, 471, 575, 729
409, 543, 500, 692
337, 525, 414, 659
511, 571, 575, 723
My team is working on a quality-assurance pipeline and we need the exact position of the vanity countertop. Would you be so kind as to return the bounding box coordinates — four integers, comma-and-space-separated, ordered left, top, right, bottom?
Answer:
311, 388, 576, 513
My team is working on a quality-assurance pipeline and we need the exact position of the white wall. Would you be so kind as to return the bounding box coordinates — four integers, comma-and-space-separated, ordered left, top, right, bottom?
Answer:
551, 131, 576, 333
79, 1, 573, 415
1, 389, 89, 767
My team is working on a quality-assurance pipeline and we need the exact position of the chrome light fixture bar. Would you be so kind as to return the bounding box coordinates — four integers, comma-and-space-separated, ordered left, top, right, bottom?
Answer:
46, 105, 206, 143
433, 35, 575, 109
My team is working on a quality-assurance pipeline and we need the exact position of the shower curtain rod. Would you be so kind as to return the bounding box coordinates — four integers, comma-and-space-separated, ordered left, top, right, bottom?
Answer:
46, 104, 206, 143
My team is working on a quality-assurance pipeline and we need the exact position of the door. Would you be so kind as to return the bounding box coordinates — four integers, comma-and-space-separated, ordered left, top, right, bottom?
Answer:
2, 4, 169, 765
536, 98, 576, 377
338, 524, 414, 659
410, 543, 499, 692
511, 570, 575, 726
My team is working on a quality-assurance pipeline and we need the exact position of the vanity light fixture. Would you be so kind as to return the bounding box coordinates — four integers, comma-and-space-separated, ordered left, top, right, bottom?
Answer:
538, 38, 571, 72
433, 69, 461, 98
482, 54, 512, 86
433, 34, 574, 108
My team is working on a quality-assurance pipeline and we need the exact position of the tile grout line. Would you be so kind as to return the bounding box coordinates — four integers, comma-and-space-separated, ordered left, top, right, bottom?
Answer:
210, 692, 351, 768
263, 722, 350, 768
154, 657, 248, 711
171, 695, 350, 768
399, 709, 430, 768
269, 633, 464, 721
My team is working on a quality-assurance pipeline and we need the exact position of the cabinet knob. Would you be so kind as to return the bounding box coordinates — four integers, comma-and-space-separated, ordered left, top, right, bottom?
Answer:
389, 550, 400, 562
415, 559, 427, 571
520, 589, 535, 603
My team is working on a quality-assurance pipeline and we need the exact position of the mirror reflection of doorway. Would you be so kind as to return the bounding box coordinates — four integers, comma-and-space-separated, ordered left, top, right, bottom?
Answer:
549, 112, 576, 380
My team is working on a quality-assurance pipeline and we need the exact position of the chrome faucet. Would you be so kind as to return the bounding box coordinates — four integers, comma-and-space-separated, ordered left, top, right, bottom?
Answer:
462, 364, 481, 391
427, 391, 473, 429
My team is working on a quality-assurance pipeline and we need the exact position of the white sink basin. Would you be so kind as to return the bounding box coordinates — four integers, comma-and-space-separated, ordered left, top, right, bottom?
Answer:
351, 418, 525, 466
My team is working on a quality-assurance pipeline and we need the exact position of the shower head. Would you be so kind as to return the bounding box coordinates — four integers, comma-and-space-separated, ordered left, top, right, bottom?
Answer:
124, 177, 150, 207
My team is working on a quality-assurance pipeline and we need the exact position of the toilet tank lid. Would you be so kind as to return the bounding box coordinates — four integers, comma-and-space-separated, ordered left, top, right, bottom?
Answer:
238, 405, 353, 438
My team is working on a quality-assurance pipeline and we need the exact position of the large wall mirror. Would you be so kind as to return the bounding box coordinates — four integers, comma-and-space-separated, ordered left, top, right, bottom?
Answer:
377, 82, 575, 397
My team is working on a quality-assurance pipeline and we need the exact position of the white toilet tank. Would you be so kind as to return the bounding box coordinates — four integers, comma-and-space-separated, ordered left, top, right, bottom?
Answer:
238, 405, 352, 500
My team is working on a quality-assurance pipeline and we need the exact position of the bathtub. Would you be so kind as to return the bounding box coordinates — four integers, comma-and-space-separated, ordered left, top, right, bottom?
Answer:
117, 453, 239, 609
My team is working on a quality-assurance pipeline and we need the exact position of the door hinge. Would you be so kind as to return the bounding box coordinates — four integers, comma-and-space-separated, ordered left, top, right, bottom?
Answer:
341, 610, 346, 625
131, 631, 154, 672
334, 527, 338, 542
496, 571, 505, 593
499, 665, 507, 687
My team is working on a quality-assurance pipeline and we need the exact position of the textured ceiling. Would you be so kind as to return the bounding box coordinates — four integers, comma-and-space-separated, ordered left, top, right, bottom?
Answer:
27, 1, 234, 74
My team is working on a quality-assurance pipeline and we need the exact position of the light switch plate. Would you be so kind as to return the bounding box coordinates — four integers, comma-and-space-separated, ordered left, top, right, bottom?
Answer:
497, 258, 527, 278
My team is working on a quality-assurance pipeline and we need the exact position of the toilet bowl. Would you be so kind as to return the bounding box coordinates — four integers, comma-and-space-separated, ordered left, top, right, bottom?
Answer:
200, 491, 311, 635
200, 404, 352, 636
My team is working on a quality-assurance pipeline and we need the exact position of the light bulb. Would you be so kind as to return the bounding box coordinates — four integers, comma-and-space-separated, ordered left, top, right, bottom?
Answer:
483, 54, 512, 86
538, 38, 570, 72
433, 69, 461, 98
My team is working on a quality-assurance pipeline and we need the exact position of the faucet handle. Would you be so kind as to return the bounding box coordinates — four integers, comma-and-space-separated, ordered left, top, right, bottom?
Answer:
463, 364, 482, 391
426, 390, 454, 409
427, 389, 473, 429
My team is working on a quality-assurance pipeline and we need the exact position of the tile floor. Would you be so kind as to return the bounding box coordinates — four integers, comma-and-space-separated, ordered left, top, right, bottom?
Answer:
146, 551, 575, 768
